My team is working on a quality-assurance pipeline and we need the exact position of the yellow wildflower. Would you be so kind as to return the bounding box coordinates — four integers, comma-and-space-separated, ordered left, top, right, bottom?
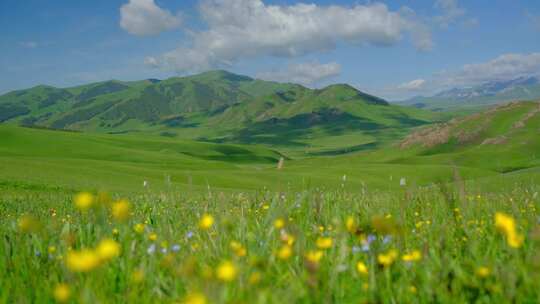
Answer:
346, 216, 356, 233
199, 214, 214, 230
377, 249, 398, 267
216, 261, 237, 282
495, 212, 524, 248
402, 250, 422, 262
96, 238, 120, 261
356, 261, 368, 275
111, 199, 130, 221
274, 218, 285, 229
316, 237, 333, 249
148, 233, 158, 241
66, 249, 100, 272
230, 241, 247, 257
48, 246, 57, 255
74, 192, 94, 211
277, 245, 293, 260
133, 223, 145, 234
280, 232, 295, 246
53, 283, 70, 303
305, 250, 324, 264
183, 292, 207, 304
476, 266, 491, 278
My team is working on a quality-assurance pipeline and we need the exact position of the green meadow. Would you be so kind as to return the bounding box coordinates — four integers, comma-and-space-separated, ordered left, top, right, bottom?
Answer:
1, 70, 540, 303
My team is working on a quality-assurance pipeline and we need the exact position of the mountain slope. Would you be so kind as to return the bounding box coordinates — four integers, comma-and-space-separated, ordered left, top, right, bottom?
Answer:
0, 70, 439, 154
400, 77, 540, 111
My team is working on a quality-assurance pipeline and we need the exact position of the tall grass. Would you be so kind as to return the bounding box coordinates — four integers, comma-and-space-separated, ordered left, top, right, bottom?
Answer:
1, 185, 539, 303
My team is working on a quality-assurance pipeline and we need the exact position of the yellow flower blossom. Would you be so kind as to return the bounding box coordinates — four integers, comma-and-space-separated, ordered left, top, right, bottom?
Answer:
148, 233, 158, 241
277, 245, 293, 260
356, 261, 368, 275
316, 237, 333, 249
199, 214, 214, 230
402, 250, 422, 262
133, 223, 145, 234
230, 241, 247, 257
66, 249, 100, 272
96, 238, 120, 261
495, 212, 524, 248
346, 216, 356, 233
305, 250, 324, 264
216, 260, 237, 282
183, 292, 207, 304
74, 192, 94, 211
111, 199, 130, 221
53, 283, 70, 303
377, 249, 398, 267
476, 266, 491, 278
274, 218, 285, 229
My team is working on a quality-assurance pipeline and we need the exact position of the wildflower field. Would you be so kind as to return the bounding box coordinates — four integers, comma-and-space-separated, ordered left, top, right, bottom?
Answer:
2, 184, 539, 303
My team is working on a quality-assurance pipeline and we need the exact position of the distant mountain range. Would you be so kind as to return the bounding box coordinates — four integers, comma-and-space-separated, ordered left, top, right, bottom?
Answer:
0, 70, 437, 154
398, 76, 540, 111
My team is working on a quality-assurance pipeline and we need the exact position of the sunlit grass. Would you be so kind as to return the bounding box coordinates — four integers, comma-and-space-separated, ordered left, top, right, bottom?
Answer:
1, 185, 539, 303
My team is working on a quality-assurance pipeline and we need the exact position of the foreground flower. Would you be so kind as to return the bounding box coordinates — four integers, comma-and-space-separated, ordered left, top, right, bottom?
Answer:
377, 249, 398, 267
184, 292, 207, 304
133, 223, 145, 234
495, 212, 524, 248
476, 266, 491, 278
305, 250, 324, 264
66, 249, 100, 272
199, 214, 214, 230
274, 218, 285, 229
74, 192, 94, 211
230, 241, 247, 257
402, 250, 422, 262
96, 238, 120, 261
53, 283, 70, 303
277, 245, 293, 260
216, 260, 237, 282
316, 237, 333, 249
111, 199, 130, 221
356, 261, 368, 275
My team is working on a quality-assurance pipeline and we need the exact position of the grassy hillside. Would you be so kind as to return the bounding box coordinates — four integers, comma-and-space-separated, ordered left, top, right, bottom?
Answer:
0, 71, 440, 155
2, 101, 539, 194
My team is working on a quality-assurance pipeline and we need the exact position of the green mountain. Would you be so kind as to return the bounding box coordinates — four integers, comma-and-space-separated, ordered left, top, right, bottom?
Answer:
0, 70, 438, 154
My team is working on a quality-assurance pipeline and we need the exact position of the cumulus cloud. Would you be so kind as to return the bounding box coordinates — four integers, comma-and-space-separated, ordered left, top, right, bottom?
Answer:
120, 0, 182, 36
146, 0, 432, 73
257, 62, 341, 86
397, 79, 426, 90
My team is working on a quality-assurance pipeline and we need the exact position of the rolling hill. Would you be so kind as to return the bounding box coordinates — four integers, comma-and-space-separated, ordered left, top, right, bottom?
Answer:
0, 70, 439, 154
399, 76, 540, 112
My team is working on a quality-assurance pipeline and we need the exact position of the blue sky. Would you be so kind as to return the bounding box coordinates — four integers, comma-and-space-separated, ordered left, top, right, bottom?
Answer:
1, 0, 539, 100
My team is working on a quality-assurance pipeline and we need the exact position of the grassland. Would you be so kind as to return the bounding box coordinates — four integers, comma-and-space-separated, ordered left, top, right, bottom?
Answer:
1, 99, 539, 303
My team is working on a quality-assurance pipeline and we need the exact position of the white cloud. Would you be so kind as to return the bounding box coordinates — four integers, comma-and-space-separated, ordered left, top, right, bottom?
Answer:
397, 79, 426, 90
434, 0, 470, 28
120, 0, 182, 36
257, 62, 341, 86
439, 53, 540, 87
382, 52, 540, 100
146, 0, 432, 73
